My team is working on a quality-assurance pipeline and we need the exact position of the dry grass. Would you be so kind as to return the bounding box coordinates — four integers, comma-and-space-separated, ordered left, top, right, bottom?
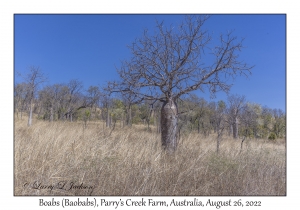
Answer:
14, 117, 286, 196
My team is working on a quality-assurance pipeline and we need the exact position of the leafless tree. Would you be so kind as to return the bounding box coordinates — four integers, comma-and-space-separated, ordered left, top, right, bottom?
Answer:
110, 15, 252, 152
239, 103, 261, 139
120, 88, 143, 127
63, 79, 84, 121
227, 94, 246, 139
38, 85, 55, 121
213, 101, 227, 153
14, 82, 31, 119
18, 66, 47, 126
86, 85, 101, 119
271, 108, 286, 138
100, 88, 113, 128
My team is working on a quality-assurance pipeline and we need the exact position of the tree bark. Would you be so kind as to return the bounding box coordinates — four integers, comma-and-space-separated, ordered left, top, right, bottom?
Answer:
161, 99, 178, 153
27, 95, 33, 126
128, 105, 132, 127
50, 106, 53, 122
229, 124, 233, 136
217, 136, 220, 153
233, 117, 238, 139
106, 107, 110, 128
157, 114, 161, 133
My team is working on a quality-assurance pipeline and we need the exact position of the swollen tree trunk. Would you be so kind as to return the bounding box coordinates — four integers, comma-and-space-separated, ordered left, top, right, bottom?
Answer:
161, 99, 178, 153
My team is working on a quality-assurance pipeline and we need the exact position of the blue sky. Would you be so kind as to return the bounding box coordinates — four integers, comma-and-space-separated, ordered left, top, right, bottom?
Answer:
14, 14, 286, 111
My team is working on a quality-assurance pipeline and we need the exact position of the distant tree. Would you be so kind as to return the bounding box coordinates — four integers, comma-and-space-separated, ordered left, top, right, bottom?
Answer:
64, 79, 83, 122
239, 103, 262, 139
106, 15, 252, 152
261, 106, 274, 138
18, 66, 47, 126
184, 94, 208, 134
52, 84, 70, 120
214, 100, 227, 153
86, 85, 101, 120
110, 99, 125, 129
120, 88, 142, 127
100, 88, 113, 128
38, 85, 55, 121
14, 82, 31, 119
271, 108, 286, 139
227, 94, 246, 139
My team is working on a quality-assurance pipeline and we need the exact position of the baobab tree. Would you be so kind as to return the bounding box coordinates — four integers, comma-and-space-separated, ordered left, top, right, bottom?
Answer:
110, 15, 253, 152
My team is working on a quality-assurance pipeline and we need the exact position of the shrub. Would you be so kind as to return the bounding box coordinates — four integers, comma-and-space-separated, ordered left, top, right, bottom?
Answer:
268, 132, 277, 140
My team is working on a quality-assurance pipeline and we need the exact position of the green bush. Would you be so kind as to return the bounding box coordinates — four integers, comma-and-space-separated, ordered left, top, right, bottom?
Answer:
268, 132, 277, 140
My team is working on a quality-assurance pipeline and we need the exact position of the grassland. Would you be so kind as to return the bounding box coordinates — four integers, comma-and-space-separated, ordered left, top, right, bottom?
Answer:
14, 117, 286, 196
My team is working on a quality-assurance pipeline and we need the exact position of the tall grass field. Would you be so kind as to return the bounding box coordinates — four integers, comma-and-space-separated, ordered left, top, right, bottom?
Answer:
14, 118, 286, 196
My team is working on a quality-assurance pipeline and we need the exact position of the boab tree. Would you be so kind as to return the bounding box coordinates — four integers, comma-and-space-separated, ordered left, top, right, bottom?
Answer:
111, 15, 252, 153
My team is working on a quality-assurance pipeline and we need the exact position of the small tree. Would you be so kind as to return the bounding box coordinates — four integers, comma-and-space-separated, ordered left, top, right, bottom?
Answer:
214, 101, 226, 153
14, 82, 31, 119
111, 15, 252, 152
227, 94, 246, 139
86, 85, 101, 120
18, 66, 46, 126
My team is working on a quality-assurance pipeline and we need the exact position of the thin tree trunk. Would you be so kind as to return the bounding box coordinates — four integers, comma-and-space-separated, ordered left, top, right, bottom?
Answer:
50, 106, 54, 122
129, 105, 132, 127
37, 104, 42, 119
120, 113, 123, 128
28, 101, 33, 127
161, 99, 178, 153
233, 118, 238, 139
147, 119, 150, 131
229, 124, 233, 136
15, 104, 19, 119
217, 136, 220, 153
106, 107, 110, 128
157, 114, 160, 133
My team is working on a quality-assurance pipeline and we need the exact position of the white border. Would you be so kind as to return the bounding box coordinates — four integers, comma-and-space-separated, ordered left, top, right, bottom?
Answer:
2, 0, 297, 209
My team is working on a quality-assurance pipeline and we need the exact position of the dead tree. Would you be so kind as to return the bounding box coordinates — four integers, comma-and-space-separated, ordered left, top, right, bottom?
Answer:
110, 15, 252, 153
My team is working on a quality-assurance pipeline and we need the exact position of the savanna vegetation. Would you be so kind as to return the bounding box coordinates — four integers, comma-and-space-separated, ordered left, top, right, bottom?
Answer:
15, 117, 285, 196
14, 15, 286, 196
14, 85, 286, 196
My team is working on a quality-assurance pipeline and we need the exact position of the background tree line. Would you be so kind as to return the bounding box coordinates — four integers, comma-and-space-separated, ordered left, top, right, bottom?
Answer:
14, 68, 286, 141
